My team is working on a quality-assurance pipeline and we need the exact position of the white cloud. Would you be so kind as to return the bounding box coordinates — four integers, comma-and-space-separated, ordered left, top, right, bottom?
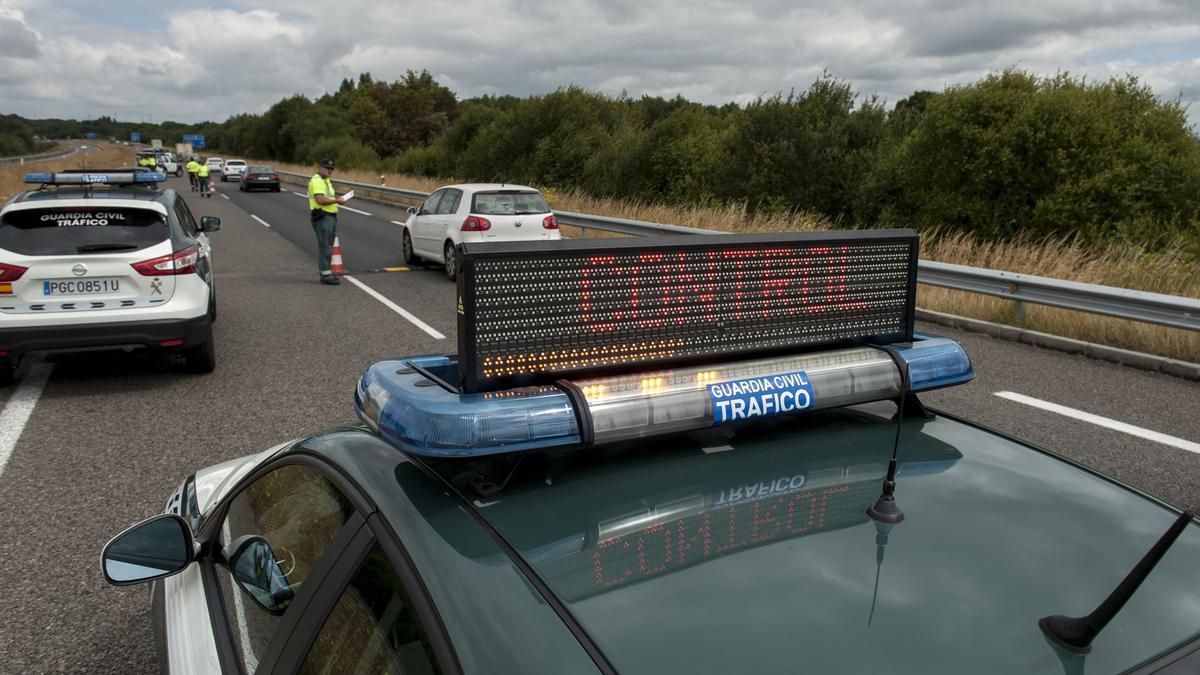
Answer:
0, 0, 1196, 129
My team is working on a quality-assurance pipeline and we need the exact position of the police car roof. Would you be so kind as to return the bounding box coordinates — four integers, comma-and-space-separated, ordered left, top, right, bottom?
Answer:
7, 186, 170, 206
300, 404, 1200, 675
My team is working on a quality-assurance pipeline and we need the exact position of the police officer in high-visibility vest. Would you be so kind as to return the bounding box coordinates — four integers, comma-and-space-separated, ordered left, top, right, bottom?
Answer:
308, 159, 345, 285
197, 161, 211, 197
186, 157, 201, 191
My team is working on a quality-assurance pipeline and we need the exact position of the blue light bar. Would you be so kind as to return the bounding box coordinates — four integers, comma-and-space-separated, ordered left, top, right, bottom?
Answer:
890, 334, 975, 392
358, 336, 973, 459
23, 171, 166, 185
355, 355, 581, 458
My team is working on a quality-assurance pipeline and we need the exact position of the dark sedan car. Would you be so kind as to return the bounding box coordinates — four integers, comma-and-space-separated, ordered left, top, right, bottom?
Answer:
102, 231, 1200, 674
238, 165, 280, 192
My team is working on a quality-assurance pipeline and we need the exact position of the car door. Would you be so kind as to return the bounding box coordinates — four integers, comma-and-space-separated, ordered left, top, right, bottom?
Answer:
411, 190, 446, 258
435, 189, 464, 260
196, 460, 369, 674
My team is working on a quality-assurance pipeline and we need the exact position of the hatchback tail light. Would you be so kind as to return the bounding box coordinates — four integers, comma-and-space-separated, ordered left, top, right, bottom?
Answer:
269, 174, 278, 180
0, 262, 27, 282
543, 215, 559, 230
462, 216, 492, 232
132, 245, 200, 276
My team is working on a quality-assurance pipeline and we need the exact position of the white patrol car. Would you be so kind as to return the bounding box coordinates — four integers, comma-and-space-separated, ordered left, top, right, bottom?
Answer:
0, 170, 221, 386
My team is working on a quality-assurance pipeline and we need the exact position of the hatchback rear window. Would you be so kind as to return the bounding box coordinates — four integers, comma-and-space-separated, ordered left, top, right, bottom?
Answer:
0, 207, 168, 256
471, 191, 550, 215
247, 166, 273, 173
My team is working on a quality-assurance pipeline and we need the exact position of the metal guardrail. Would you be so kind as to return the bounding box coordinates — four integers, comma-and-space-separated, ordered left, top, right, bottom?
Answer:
277, 171, 1200, 332
0, 143, 79, 167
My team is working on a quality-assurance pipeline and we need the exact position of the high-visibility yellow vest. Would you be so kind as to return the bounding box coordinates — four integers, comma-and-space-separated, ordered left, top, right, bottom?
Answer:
186, 161, 200, 174
197, 165, 209, 178
308, 173, 338, 214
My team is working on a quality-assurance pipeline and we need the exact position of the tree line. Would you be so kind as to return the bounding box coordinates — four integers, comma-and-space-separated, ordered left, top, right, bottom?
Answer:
17, 69, 1200, 250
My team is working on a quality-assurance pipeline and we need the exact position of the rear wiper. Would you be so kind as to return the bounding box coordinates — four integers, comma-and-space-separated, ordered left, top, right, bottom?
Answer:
77, 243, 139, 253
513, 211, 540, 215
1040, 510, 1194, 653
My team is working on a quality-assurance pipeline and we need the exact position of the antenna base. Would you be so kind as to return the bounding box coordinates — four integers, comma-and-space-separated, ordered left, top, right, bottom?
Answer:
1038, 615, 1094, 654
867, 479, 905, 524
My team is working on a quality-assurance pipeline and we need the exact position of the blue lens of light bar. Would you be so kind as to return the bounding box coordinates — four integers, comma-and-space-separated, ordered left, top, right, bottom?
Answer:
355, 356, 581, 458
23, 173, 53, 183
891, 334, 974, 391
135, 172, 167, 183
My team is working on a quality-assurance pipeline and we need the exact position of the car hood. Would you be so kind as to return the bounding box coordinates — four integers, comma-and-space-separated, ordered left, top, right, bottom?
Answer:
465, 405, 1200, 675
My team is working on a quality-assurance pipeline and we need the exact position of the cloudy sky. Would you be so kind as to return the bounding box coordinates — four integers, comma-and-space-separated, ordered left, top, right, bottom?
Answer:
2, 0, 1198, 129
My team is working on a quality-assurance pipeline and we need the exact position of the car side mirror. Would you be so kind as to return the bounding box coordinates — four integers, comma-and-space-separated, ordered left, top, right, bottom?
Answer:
224, 535, 295, 616
102, 514, 194, 585
200, 216, 221, 232
407, 206, 418, 215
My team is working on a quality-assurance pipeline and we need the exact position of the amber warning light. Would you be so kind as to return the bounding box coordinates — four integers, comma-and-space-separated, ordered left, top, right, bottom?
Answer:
455, 230, 919, 393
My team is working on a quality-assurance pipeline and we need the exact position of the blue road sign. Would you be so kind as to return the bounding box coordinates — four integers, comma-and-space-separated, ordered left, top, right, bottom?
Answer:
182, 134, 206, 149
130, 132, 141, 142
85, 132, 96, 139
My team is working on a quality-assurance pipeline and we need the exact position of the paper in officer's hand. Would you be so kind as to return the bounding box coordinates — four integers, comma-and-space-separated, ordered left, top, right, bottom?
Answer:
341, 190, 355, 202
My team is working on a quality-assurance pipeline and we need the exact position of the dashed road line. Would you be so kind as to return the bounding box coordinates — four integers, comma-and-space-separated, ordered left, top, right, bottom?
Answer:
220, 193, 230, 200
390, 220, 406, 226
994, 391, 1200, 455
250, 214, 271, 228
0, 363, 54, 480
291, 191, 307, 198
343, 275, 445, 339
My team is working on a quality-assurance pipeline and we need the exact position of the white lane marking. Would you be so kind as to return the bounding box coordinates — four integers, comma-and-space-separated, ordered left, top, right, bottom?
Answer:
220, 193, 230, 200
250, 214, 271, 228
343, 275, 445, 339
994, 391, 1200, 455
0, 363, 54, 479
291, 192, 307, 198
390, 220, 406, 226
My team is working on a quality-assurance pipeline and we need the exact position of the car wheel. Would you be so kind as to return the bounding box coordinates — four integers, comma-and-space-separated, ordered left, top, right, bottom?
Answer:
444, 241, 457, 281
239, 183, 244, 191
273, 186, 280, 192
402, 230, 419, 265
183, 324, 216, 374
0, 364, 13, 388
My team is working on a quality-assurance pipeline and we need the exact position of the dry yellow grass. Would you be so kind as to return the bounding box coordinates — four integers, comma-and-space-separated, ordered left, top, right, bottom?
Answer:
0, 142, 135, 203
222, 159, 1200, 363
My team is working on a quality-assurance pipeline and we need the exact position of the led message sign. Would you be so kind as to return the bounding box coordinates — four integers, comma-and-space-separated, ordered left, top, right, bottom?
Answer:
457, 231, 918, 393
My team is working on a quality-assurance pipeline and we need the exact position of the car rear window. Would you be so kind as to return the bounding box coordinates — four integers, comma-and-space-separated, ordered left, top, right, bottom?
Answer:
471, 190, 550, 215
247, 166, 273, 173
226, 161, 246, 166
0, 207, 168, 255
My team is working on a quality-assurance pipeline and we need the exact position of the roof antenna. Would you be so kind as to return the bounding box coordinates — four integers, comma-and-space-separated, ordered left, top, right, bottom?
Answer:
867, 349, 911, 524
1039, 509, 1193, 653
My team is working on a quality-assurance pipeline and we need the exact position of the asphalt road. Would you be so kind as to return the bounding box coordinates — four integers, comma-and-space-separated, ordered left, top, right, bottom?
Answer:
0, 173, 1197, 672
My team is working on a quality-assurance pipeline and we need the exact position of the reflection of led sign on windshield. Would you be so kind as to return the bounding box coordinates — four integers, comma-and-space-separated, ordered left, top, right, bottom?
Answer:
457, 232, 918, 392
536, 478, 878, 600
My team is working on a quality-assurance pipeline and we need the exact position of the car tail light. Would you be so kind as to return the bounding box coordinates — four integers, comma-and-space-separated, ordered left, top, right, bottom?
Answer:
543, 215, 559, 230
269, 174, 278, 180
132, 245, 200, 276
0, 263, 27, 282
462, 216, 491, 232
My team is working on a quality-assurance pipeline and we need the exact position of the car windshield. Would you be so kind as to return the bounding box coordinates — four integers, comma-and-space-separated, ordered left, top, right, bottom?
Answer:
444, 405, 1200, 675
0, 207, 168, 255
471, 190, 549, 215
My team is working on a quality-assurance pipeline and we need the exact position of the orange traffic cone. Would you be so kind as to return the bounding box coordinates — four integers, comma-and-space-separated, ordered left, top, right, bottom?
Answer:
330, 236, 345, 275
207, 179, 216, 198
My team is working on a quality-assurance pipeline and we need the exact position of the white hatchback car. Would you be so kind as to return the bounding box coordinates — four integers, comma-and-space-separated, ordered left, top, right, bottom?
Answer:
204, 157, 224, 175
401, 184, 560, 280
220, 159, 247, 181
0, 170, 221, 386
